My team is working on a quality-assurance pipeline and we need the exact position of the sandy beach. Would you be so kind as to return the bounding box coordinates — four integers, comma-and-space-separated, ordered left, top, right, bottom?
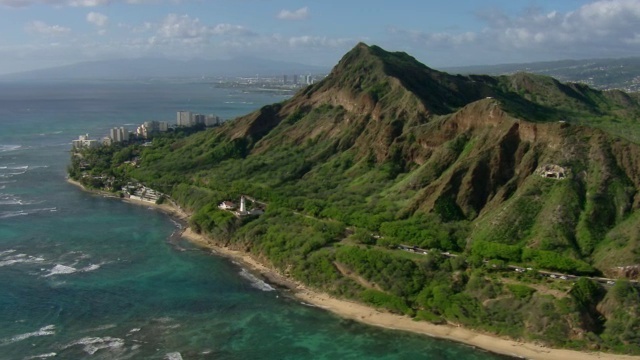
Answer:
68, 179, 639, 360
180, 228, 638, 360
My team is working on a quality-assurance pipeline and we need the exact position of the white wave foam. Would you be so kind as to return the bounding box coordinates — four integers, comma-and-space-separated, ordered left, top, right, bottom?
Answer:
24, 353, 57, 359
0, 145, 21, 152
83, 324, 117, 333
0, 207, 57, 219
1, 325, 55, 345
45, 264, 77, 277
0, 254, 45, 267
0, 210, 28, 219
239, 268, 275, 292
81, 264, 101, 272
165, 352, 183, 360
43, 260, 104, 277
299, 302, 318, 308
64, 336, 125, 355
0, 249, 16, 256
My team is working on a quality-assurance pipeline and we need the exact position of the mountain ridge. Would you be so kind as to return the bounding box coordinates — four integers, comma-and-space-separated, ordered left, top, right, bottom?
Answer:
74, 42, 640, 353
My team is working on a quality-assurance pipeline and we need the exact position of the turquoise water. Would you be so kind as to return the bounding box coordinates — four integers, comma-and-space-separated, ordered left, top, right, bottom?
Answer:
0, 81, 511, 359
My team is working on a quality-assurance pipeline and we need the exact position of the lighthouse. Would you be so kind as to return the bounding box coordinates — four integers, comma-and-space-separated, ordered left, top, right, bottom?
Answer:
239, 195, 246, 213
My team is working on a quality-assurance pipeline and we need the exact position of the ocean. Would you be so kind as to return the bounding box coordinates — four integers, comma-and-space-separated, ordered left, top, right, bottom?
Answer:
0, 81, 510, 360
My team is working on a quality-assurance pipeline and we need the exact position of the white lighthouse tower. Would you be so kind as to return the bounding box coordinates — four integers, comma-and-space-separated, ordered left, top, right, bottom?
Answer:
239, 195, 246, 214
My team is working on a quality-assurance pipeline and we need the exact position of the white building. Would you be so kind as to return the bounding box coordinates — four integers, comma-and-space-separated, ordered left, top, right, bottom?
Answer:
205, 115, 220, 127
110, 127, 129, 143
138, 121, 169, 138
72, 134, 101, 149
218, 201, 236, 210
177, 111, 192, 127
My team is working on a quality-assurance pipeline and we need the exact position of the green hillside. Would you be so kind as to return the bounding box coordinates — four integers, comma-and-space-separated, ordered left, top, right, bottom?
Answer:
70, 43, 640, 354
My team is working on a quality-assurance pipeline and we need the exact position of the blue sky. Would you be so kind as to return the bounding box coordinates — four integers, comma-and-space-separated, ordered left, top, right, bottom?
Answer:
0, 0, 639, 74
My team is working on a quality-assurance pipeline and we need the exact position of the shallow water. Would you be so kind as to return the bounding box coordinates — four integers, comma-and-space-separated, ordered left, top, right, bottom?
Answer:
0, 81, 510, 359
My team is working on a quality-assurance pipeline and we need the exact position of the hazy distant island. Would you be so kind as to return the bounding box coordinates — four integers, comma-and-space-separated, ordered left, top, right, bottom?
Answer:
69, 43, 640, 360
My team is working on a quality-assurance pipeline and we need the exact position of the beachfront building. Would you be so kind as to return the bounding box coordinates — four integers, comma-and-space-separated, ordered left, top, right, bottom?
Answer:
194, 114, 205, 126
137, 121, 169, 138
110, 127, 129, 143
177, 111, 192, 127
72, 134, 101, 149
205, 114, 220, 127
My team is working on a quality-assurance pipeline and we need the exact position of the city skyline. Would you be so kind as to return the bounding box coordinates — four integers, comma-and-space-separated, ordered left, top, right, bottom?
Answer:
1, 0, 639, 75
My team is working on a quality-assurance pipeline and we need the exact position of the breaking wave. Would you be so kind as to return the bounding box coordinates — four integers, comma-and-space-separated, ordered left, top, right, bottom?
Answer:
0, 207, 57, 220
63, 336, 125, 355
0, 145, 21, 153
165, 352, 183, 360
0, 325, 55, 345
0, 252, 45, 267
44, 262, 103, 277
239, 268, 275, 292
24, 353, 57, 359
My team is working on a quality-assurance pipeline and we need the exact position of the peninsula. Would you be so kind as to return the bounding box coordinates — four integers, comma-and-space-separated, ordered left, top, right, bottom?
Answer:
69, 43, 640, 359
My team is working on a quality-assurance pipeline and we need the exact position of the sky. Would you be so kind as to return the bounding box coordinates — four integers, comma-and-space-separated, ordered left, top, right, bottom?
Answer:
0, 0, 639, 75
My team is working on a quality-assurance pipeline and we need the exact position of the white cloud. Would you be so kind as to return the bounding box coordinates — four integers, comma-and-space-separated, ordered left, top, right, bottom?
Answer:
0, 0, 159, 6
87, 11, 108, 27
68, 0, 110, 6
157, 14, 209, 42
152, 14, 255, 45
25, 20, 71, 35
392, 0, 640, 61
277, 6, 309, 20
288, 35, 352, 48
211, 23, 253, 36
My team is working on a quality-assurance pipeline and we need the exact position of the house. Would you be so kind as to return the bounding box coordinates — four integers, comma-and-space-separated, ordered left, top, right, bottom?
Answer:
218, 201, 236, 210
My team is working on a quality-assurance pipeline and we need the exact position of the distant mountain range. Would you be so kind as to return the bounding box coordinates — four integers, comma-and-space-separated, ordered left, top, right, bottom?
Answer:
444, 57, 640, 92
0, 57, 329, 81
5, 55, 640, 90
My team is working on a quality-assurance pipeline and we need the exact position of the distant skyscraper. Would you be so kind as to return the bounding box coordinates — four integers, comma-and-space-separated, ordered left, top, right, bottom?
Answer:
293, 74, 299, 85
205, 115, 219, 127
119, 127, 129, 142
283, 75, 288, 84
177, 111, 192, 126
110, 128, 118, 142
194, 114, 205, 125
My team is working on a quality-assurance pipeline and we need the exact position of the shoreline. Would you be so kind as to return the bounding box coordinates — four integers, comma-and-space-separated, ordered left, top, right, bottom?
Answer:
67, 178, 639, 360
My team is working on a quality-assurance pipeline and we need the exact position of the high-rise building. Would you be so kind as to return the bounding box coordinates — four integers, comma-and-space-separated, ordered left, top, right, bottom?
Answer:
110, 127, 129, 143
110, 128, 118, 142
119, 127, 129, 142
293, 74, 299, 85
205, 114, 219, 127
283, 75, 288, 84
177, 111, 192, 127
194, 114, 205, 125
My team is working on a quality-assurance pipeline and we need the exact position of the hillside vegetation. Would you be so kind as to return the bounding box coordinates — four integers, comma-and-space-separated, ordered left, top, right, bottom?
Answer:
71, 43, 640, 354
